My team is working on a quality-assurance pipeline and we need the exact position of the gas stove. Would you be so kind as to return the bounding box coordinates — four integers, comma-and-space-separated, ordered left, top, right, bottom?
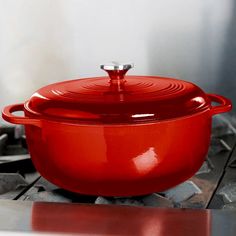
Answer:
0, 114, 236, 209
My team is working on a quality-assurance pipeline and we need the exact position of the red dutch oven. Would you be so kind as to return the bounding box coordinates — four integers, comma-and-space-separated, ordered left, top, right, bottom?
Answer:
2, 63, 232, 196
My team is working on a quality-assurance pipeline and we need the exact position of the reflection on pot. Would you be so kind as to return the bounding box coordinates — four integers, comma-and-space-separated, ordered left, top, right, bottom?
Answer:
133, 147, 159, 175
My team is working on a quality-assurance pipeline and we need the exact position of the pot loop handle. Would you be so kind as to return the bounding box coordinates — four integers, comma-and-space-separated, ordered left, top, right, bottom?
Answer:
2, 103, 41, 127
207, 94, 232, 116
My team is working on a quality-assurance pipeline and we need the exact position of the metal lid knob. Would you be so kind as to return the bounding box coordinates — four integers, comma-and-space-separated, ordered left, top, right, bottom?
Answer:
100, 62, 133, 71
100, 62, 133, 81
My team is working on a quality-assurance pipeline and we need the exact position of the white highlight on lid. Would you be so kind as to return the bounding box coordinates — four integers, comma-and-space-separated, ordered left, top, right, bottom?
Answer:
132, 113, 155, 118
33, 92, 49, 100
192, 96, 204, 103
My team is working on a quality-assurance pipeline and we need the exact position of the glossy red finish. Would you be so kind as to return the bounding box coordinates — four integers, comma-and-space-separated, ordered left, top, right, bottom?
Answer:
1, 70, 232, 196
2, 98, 231, 196
32, 202, 211, 235
25, 75, 213, 124
26, 110, 213, 196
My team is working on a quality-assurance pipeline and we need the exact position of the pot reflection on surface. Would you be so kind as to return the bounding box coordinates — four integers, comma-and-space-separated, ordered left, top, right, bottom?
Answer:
31, 202, 211, 236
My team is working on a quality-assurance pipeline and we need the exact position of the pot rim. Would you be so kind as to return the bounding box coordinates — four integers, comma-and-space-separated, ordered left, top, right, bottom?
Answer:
25, 104, 211, 127
2, 93, 231, 128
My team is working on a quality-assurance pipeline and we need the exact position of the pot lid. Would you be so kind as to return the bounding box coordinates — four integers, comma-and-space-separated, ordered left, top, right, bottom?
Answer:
26, 62, 211, 124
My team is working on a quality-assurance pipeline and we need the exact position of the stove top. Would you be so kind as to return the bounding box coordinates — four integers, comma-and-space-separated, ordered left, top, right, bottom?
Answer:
0, 114, 236, 209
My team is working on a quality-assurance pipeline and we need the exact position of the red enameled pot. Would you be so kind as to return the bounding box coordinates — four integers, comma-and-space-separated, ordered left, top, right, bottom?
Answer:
2, 63, 232, 196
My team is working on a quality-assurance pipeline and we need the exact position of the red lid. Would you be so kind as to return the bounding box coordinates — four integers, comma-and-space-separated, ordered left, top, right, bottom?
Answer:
26, 62, 211, 124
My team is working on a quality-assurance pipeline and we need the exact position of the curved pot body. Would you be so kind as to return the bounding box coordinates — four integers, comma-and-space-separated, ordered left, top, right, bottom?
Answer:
2, 93, 232, 196
26, 111, 211, 196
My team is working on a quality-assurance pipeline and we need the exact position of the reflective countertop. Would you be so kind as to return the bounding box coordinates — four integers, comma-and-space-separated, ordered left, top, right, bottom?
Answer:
0, 200, 235, 235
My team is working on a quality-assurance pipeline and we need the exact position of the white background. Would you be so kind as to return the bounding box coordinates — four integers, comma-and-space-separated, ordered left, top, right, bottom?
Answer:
0, 0, 235, 112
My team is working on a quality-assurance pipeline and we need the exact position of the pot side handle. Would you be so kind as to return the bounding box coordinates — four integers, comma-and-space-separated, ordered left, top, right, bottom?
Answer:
2, 103, 41, 127
207, 94, 232, 116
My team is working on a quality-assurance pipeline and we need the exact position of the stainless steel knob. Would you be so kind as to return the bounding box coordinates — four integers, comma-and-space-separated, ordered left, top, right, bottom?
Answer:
100, 62, 134, 71
100, 62, 133, 82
